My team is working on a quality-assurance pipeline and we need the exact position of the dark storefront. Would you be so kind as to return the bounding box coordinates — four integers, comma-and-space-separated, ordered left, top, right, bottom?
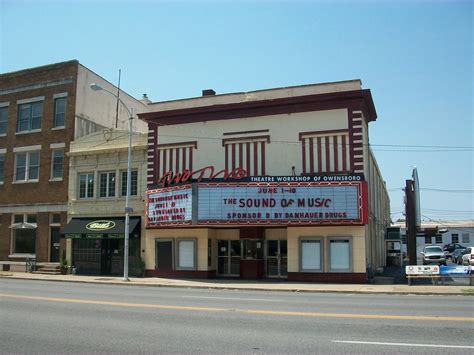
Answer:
63, 217, 142, 276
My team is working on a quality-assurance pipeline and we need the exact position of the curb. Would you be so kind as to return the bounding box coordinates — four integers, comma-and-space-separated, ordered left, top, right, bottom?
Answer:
1, 274, 473, 296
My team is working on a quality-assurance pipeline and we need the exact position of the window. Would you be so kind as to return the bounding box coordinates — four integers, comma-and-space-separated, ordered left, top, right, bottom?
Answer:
121, 170, 138, 196
329, 238, 352, 272
0, 106, 8, 135
452, 234, 459, 243
177, 239, 196, 270
99, 171, 116, 198
11, 214, 37, 254
300, 238, 322, 272
435, 235, 443, 244
462, 234, 470, 244
401, 234, 407, 244
0, 153, 4, 184
14, 151, 40, 182
53, 97, 66, 128
79, 173, 94, 198
425, 236, 432, 244
51, 213, 61, 224
17, 101, 42, 132
51, 149, 64, 180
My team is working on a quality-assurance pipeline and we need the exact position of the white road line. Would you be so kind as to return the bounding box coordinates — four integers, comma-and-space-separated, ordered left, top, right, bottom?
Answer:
332, 340, 474, 349
182, 296, 279, 302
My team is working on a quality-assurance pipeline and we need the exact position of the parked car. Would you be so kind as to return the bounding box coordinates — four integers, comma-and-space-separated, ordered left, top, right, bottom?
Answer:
461, 247, 474, 266
420, 245, 447, 265
451, 248, 467, 264
443, 243, 466, 260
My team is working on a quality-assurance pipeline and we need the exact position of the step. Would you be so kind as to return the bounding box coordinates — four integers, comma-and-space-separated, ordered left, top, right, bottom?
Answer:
32, 270, 62, 275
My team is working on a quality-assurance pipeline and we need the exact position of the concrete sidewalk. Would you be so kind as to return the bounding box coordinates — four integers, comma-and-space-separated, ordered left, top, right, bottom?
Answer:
1, 271, 473, 295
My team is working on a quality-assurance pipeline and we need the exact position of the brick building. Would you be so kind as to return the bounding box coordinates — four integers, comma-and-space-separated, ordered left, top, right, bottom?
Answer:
139, 81, 390, 283
0, 60, 148, 267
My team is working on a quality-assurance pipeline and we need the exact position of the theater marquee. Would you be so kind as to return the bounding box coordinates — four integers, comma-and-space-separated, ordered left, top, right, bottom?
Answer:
146, 180, 368, 227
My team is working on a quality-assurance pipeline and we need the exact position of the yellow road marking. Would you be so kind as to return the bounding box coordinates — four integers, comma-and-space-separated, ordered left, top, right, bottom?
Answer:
1, 293, 473, 322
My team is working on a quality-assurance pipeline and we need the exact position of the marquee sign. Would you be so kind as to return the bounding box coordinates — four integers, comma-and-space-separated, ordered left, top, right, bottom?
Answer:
147, 185, 193, 227
197, 182, 366, 225
146, 180, 367, 227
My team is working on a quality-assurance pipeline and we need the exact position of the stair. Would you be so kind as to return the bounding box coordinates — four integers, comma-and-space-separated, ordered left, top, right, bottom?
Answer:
33, 263, 61, 275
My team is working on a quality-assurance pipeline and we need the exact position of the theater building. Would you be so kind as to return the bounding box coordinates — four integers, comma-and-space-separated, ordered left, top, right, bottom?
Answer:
63, 129, 148, 276
139, 81, 390, 282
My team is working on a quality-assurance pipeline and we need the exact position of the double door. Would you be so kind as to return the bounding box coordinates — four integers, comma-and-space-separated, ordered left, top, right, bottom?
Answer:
217, 239, 287, 278
266, 240, 287, 278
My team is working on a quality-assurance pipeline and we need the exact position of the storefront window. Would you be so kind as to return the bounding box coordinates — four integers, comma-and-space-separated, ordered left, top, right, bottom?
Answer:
177, 239, 196, 269
329, 238, 352, 272
13, 229, 36, 254
300, 238, 322, 272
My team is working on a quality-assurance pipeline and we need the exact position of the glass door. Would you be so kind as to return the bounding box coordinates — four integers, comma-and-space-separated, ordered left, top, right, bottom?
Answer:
217, 240, 241, 276
266, 240, 287, 278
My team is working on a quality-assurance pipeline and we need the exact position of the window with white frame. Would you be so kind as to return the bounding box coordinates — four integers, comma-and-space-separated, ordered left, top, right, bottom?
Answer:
11, 214, 37, 254
435, 235, 443, 244
462, 234, 470, 243
51, 149, 64, 180
17, 101, 42, 133
121, 170, 138, 196
177, 239, 196, 269
300, 238, 323, 272
79, 172, 94, 199
0, 105, 8, 135
452, 234, 459, 243
99, 171, 116, 198
53, 97, 66, 128
0, 152, 5, 184
425, 236, 432, 244
14, 150, 40, 182
328, 237, 352, 272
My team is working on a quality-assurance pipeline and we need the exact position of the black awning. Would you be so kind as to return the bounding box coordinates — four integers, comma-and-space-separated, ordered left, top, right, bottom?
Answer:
63, 217, 140, 238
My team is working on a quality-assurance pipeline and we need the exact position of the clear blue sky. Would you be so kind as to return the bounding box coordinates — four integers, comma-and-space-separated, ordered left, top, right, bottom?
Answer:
1, 0, 472, 221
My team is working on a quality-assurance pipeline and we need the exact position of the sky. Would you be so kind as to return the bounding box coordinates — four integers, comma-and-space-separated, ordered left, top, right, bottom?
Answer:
1, 0, 472, 222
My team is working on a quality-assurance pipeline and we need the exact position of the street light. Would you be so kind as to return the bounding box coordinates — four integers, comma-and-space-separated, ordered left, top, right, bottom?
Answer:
90, 83, 133, 281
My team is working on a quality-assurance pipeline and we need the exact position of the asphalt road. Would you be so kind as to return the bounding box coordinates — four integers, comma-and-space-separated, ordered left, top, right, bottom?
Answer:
1, 279, 473, 354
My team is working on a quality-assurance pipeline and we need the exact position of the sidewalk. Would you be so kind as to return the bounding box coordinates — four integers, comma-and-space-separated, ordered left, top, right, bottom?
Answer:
1, 271, 473, 295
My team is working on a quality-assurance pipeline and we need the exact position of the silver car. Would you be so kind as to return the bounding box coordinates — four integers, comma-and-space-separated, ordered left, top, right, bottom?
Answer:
420, 245, 446, 265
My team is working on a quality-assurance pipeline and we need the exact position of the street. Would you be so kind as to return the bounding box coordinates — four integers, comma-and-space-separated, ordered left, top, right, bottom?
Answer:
1, 279, 473, 354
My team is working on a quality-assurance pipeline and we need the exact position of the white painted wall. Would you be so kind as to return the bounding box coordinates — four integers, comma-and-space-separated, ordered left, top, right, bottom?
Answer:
157, 108, 348, 176
75, 65, 148, 137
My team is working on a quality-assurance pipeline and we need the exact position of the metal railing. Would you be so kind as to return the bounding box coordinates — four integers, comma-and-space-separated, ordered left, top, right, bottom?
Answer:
25, 257, 36, 273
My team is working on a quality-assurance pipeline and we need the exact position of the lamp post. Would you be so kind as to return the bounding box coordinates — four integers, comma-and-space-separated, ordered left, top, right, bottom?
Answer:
90, 83, 133, 281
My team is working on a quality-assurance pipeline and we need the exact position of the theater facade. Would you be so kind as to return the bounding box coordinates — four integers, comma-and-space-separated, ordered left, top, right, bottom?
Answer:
139, 80, 390, 283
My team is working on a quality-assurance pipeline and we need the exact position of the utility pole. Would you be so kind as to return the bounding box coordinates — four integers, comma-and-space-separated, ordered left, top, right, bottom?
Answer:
405, 179, 417, 264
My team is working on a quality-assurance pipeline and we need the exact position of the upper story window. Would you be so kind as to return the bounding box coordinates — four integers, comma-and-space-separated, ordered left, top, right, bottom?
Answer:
13, 146, 41, 183
0, 150, 5, 184
222, 131, 270, 176
79, 172, 94, 199
121, 169, 138, 197
51, 149, 64, 180
299, 130, 350, 174
17, 98, 43, 133
0, 104, 8, 135
53, 95, 67, 128
99, 171, 116, 198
